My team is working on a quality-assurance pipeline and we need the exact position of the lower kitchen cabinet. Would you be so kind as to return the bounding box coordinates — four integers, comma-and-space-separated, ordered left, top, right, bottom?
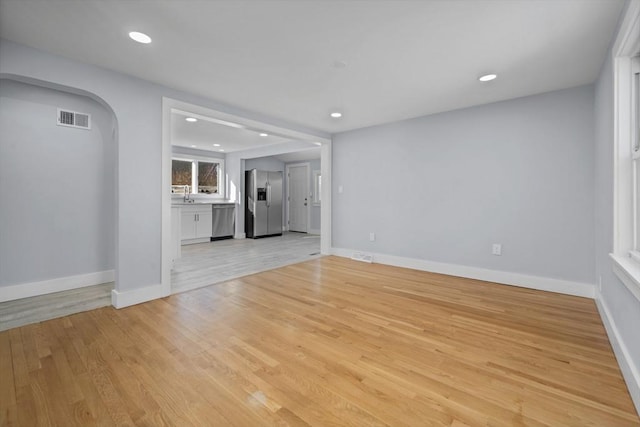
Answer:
181, 205, 212, 244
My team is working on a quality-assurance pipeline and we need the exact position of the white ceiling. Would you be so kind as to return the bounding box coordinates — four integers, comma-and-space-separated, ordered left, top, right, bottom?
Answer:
171, 110, 294, 153
0, 0, 625, 134
274, 148, 321, 163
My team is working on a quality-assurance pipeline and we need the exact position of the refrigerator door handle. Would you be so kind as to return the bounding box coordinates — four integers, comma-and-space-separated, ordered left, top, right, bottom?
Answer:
266, 183, 271, 207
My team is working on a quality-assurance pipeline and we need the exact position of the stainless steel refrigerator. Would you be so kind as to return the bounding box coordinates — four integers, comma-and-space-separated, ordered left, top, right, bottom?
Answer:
245, 169, 283, 238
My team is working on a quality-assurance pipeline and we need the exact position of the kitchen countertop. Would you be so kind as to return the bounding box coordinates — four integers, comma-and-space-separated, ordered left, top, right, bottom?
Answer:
172, 200, 235, 206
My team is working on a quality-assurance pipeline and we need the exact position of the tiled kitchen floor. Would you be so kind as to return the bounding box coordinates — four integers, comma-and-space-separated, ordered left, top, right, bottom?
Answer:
171, 231, 321, 294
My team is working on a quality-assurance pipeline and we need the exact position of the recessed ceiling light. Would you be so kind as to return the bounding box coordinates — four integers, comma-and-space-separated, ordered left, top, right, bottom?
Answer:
313, 142, 322, 146
213, 143, 221, 147
259, 133, 268, 137
219, 149, 225, 152
191, 145, 196, 148
330, 112, 342, 118
185, 117, 197, 122
478, 73, 497, 82
128, 31, 152, 44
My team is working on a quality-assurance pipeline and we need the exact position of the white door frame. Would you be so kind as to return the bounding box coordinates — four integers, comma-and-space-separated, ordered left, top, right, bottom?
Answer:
161, 97, 332, 295
285, 162, 311, 233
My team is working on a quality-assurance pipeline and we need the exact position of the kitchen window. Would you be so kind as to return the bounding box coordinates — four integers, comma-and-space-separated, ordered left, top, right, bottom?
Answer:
172, 160, 192, 192
197, 161, 219, 194
171, 156, 224, 196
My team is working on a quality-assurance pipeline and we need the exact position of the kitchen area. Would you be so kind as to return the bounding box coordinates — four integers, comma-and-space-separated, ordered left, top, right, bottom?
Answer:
169, 149, 234, 258
171, 198, 236, 255
170, 175, 321, 294
168, 108, 323, 294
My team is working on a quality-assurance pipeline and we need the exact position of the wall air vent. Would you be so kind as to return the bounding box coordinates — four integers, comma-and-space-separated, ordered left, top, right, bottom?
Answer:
351, 252, 373, 263
57, 108, 91, 130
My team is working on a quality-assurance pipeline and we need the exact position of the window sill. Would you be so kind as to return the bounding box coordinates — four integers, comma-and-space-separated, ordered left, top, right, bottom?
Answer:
610, 253, 640, 302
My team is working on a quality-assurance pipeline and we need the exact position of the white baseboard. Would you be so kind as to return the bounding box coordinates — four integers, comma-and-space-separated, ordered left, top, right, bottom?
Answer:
111, 283, 169, 309
234, 232, 246, 239
595, 293, 640, 414
181, 237, 211, 245
0, 270, 115, 303
331, 248, 594, 298
308, 228, 321, 235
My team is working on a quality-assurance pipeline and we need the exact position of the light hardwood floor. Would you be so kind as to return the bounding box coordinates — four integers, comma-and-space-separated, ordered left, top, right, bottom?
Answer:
2, 256, 638, 426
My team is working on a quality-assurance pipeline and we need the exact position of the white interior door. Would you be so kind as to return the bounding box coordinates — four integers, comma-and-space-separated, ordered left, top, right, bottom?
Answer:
288, 164, 309, 232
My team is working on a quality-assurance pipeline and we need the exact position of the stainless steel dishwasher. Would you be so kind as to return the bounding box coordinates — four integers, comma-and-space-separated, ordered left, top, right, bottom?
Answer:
211, 204, 235, 240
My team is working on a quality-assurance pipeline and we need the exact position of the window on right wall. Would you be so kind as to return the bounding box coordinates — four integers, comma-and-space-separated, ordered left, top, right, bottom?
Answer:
611, 2, 640, 303
633, 56, 640, 259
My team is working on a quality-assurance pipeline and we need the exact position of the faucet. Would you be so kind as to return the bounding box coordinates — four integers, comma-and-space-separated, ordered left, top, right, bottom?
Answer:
183, 185, 190, 202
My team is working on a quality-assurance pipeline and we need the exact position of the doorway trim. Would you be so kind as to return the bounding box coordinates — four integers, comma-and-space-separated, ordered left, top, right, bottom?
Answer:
161, 97, 332, 293
285, 162, 311, 233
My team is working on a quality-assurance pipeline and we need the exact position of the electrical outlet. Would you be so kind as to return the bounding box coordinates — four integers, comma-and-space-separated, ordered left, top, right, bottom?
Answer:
338, 185, 344, 194
369, 232, 376, 242
492, 243, 502, 256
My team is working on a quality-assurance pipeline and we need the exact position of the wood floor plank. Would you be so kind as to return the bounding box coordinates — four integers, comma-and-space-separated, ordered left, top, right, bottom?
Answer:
8, 329, 29, 390
0, 331, 18, 426
1, 256, 639, 426
73, 372, 115, 427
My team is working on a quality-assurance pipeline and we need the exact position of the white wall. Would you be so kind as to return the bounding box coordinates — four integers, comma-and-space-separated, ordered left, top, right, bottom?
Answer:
594, 14, 640, 410
0, 39, 329, 301
245, 157, 285, 173
0, 79, 115, 286
332, 85, 595, 285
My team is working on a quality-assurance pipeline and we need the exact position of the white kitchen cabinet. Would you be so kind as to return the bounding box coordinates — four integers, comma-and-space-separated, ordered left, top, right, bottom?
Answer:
180, 205, 213, 244
197, 209, 212, 237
